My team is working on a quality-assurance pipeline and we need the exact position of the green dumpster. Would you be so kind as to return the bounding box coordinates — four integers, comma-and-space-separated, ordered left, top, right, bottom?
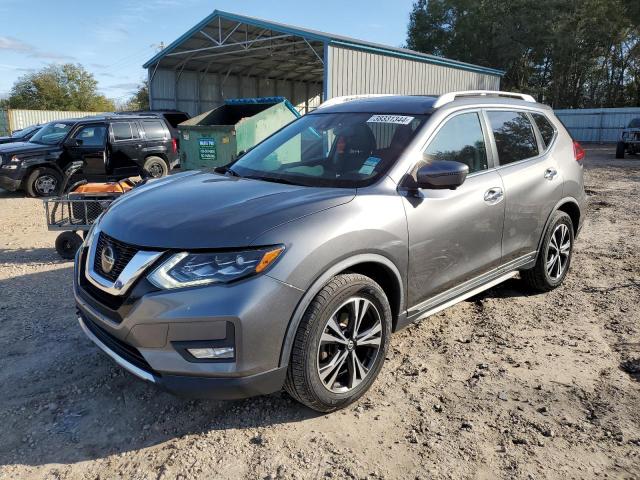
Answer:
178, 97, 300, 170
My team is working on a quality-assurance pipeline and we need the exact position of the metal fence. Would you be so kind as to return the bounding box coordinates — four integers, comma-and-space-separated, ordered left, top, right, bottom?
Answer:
554, 107, 640, 143
0, 109, 108, 136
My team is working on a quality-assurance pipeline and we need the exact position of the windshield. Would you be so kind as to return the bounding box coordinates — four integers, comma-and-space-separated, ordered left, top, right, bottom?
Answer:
30, 122, 73, 145
629, 118, 640, 128
11, 125, 38, 138
229, 112, 428, 187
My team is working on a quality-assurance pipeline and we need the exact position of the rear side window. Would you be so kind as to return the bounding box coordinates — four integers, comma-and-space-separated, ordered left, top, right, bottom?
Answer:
532, 113, 556, 148
142, 120, 166, 140
424, 112, 488, 173
112, 122, 138, 141
487, 111, 539, 165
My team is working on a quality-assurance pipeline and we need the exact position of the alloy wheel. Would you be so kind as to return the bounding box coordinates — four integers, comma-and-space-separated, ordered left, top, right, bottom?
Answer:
546, 223, 571, 280
35, 175, 58, 195
316, 297, 383, 393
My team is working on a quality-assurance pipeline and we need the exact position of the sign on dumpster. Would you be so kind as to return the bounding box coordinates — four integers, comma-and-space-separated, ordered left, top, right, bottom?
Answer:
198, 138, 217, 162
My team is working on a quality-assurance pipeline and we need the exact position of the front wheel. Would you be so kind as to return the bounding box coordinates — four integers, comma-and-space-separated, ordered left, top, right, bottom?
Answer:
25, 167, 62, 197
284, 273, 391, 412
616, 141, 626, 159
521, 211, 574, 292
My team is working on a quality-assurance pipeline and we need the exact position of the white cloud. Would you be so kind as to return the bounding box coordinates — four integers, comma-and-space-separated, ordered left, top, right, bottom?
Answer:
0, 36, 74, 61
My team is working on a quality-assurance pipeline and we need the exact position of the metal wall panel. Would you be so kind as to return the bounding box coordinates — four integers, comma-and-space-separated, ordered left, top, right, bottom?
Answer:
554, 108, 640, 143
0, 109, 108, 134
327, 45, 500, 98
150, 68, 323, 116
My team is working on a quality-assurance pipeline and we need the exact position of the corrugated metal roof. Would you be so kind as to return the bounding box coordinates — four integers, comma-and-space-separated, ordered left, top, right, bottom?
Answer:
143, 10, 504, 77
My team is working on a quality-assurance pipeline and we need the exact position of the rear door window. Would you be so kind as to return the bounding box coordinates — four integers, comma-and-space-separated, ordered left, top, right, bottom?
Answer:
141, 120, 167, 140
532, 113, 556, 149
487, 111, 539, 165
424, 112, 488, 173
111, 122, 139, 141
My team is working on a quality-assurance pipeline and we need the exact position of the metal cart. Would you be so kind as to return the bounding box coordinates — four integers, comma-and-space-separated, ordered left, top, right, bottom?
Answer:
43, 162, 131, 259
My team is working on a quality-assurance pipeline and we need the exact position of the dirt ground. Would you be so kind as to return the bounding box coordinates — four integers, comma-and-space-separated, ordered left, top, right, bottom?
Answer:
0, 146, 639, 480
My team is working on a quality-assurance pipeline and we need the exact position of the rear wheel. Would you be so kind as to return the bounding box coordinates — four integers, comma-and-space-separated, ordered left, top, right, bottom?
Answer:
55, 231, 83, 260
25, 167, 62, 197
143, 156, 168, 178
616, 141, 626, 159
522, 211, 574, 292
284, 273, 391, 412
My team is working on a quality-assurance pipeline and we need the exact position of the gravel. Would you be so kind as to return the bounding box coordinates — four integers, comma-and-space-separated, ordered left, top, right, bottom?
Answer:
0, 146, 639, 479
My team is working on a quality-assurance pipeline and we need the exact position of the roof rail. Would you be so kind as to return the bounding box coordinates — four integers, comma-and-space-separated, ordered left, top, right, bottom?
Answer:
433, 90, 536, 108
317, 94, 396, 110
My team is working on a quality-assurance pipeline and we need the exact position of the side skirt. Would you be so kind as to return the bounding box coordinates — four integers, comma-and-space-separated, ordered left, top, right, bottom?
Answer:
397, 252, 535, 329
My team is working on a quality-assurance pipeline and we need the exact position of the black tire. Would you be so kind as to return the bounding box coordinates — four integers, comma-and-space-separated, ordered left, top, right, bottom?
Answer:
25, 167, 62, 198
55, 231, 83, 260
521, 211, 574, 292
616, 141, 625, 159
284, 273, 392, 412
143, 156, 169, 178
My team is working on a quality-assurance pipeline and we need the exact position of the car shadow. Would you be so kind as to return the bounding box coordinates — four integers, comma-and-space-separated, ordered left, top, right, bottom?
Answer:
0, 265, 320, 468
467, 277, 533, 302
0, 247, 66, 265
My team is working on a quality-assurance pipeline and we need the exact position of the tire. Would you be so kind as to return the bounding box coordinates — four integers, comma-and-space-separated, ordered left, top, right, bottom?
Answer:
616, 141, 625, 159
521, 211, 574, 292
55, 231, 83, 260
284, 273, 392, 412
142, 156, 169, 178
25, 167, 62, 198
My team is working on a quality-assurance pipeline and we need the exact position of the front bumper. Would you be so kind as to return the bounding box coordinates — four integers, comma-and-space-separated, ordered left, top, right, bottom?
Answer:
74, 245, 303, 400
0, 173, 22, 191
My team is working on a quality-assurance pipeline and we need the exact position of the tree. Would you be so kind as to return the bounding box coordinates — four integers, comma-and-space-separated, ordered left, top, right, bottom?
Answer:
121, 81, 150, 111
7, 63, 115, 111
406, 0, 640, 108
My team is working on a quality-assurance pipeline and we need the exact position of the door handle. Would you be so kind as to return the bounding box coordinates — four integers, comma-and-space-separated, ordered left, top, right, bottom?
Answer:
544, 168, 558, 180
484, 187, 504, 204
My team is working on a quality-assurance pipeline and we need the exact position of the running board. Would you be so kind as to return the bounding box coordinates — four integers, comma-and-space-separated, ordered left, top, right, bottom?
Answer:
409, 271, 518, 322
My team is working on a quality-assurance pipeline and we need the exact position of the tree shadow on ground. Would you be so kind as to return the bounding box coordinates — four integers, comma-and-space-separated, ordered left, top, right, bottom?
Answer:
0, 265, 320, 468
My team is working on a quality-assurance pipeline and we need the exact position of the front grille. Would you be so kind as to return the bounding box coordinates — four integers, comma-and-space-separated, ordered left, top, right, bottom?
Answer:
82, 313, 154, 374
94, 232, 139, 281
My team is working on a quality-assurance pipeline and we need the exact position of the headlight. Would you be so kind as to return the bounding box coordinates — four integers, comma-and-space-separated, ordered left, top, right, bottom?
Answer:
10, 155, 21, 163
148, 245, 285, 289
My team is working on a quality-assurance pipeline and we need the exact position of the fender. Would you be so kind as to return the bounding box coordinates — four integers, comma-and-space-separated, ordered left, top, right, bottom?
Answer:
534, 196, 582, 263
276, 253, 405, 368
21, 157, 64, 175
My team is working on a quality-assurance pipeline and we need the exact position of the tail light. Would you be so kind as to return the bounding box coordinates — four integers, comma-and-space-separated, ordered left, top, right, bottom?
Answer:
573, 140, 585, 162
172, 138, 178, 154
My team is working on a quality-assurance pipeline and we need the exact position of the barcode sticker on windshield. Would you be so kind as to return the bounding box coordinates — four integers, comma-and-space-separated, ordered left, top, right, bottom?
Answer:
367, 115, 414, 125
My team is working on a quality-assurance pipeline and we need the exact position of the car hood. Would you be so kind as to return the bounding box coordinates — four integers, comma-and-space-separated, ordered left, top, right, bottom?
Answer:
0, 141, 52, 155
99, 170, 356, 249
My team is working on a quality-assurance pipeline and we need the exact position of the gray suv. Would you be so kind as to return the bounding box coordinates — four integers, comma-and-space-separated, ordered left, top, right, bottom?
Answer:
74, 91, 586, 412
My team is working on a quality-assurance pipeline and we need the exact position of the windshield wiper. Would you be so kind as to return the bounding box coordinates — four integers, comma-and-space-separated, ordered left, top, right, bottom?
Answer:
214, 165, 241, 177
243, 175, 302, 186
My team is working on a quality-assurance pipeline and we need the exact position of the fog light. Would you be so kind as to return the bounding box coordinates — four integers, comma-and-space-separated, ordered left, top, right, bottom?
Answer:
187, 346, 234, 359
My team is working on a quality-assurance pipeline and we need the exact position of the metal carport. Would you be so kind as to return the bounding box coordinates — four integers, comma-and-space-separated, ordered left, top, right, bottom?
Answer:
143, 10, 504, 116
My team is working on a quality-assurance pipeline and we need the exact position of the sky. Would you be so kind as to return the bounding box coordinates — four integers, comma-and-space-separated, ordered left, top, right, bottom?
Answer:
0, 0, 416, 103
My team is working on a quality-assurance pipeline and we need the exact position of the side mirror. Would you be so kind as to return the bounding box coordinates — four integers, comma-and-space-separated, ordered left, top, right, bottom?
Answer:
416, 160, 469, 190
68, 138, 83, 147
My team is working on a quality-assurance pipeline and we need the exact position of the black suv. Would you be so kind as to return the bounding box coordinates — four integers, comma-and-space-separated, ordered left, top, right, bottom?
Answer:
0, 115, 178, 197
0, 124, 42, 145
